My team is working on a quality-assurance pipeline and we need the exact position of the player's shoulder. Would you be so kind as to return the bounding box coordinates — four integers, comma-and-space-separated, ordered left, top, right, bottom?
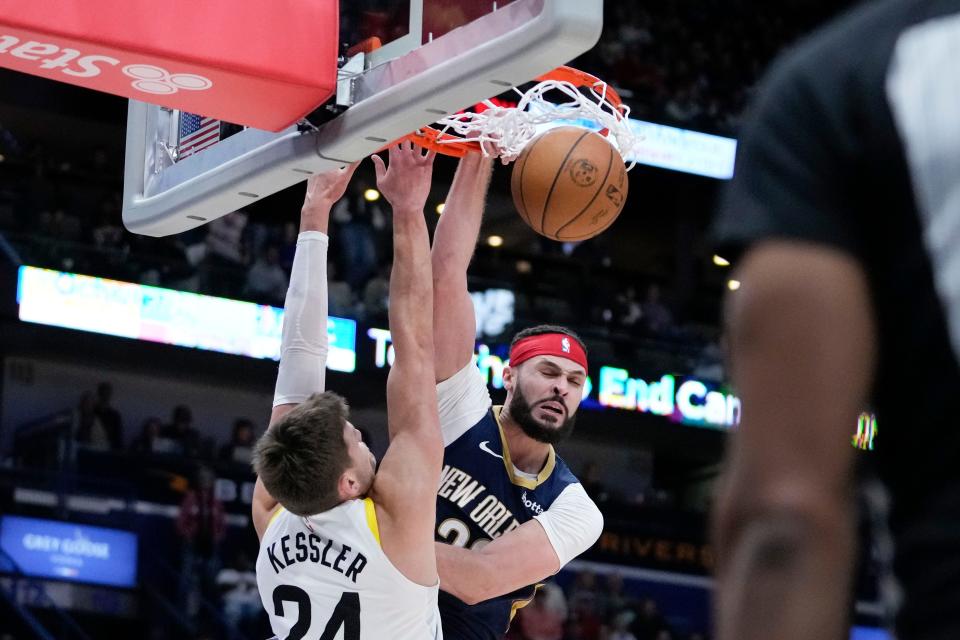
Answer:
445, 405, 497, 446
539, 481, 604, 546
548, 452, 580, 488
437, 359, 494, 446
530, 452, 591, 509
545, 455, 600, 511
261, 504, 290, 535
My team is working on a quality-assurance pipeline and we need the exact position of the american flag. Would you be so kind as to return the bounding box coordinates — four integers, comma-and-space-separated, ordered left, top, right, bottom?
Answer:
177, 112, 220, 160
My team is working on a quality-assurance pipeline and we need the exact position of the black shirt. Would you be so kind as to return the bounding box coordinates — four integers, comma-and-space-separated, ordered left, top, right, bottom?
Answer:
713, 2, 960, 638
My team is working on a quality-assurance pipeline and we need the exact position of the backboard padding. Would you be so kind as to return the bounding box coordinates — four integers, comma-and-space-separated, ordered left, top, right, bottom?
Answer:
123, 0, 603, 236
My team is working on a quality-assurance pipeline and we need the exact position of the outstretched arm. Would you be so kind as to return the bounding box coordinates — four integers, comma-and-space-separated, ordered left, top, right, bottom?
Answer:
436, 482, 602, 603
252, 163, 359, 540
431, 154, 494, 381
436, 520, 559, 604
369, 142, 443, 586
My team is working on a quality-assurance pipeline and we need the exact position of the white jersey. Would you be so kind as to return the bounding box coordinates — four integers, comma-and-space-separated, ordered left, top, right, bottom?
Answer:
256, 498, 442, 640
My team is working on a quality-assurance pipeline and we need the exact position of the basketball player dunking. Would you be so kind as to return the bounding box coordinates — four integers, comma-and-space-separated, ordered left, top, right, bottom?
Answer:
251, 143, 445, 640
429, 153, 604, 640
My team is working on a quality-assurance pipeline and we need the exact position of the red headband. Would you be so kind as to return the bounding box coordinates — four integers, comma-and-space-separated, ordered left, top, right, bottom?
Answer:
509, 333, 588, 371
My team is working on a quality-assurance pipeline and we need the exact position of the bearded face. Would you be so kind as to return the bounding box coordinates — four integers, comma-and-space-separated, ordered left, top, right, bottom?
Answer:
506, 366, 579, 445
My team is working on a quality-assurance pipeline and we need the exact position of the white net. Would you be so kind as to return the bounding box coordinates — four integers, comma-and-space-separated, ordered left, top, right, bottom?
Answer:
433, 78, 643, 167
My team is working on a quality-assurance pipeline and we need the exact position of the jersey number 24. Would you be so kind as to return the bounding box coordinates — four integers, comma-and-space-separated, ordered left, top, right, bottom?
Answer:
273, 585, 359, 640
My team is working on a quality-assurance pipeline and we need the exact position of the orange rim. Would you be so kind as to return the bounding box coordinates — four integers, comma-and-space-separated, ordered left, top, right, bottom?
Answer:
401, 65, 622, 157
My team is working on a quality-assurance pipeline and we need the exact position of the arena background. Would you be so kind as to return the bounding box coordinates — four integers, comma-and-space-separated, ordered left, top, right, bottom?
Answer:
0, 1, 886, 639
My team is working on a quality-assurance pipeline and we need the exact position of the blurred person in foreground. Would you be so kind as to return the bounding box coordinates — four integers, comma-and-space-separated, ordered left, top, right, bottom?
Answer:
711, 2, 960, 640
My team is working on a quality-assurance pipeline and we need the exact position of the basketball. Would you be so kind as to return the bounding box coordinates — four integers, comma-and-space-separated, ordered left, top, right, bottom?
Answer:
511, 126, 628, 241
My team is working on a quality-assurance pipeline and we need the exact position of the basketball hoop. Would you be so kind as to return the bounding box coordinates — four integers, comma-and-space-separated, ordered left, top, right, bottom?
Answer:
404, 66, 641, 167
121, 0, 606, 236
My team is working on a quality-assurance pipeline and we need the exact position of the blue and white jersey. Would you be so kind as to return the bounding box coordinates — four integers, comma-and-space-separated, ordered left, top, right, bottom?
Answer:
435, 362, 603, 640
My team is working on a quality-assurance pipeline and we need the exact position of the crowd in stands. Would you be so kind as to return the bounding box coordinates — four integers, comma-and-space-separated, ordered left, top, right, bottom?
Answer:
512, 571, 708, 640
0, 134, 678, 329
70, 380, 257, 466
339, 0, 848, 137
2, 2, 838, 361
571, 0, 851, 135
62, 375, 680, 509
0, 138, 707, 637
0, 125, 727, 387
0, 0, 859, 380
0, 375, 690, 639
29, 379, 266, 636
0, 4, 868, 638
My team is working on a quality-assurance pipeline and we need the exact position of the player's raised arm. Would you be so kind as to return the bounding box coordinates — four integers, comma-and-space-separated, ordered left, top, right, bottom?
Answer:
252, 163, 359, 540
431, 153, 494, 381
368, 142, 443, 586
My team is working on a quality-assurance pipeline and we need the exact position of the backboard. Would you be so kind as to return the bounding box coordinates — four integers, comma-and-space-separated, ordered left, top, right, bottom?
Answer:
122, 0, 603, 236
